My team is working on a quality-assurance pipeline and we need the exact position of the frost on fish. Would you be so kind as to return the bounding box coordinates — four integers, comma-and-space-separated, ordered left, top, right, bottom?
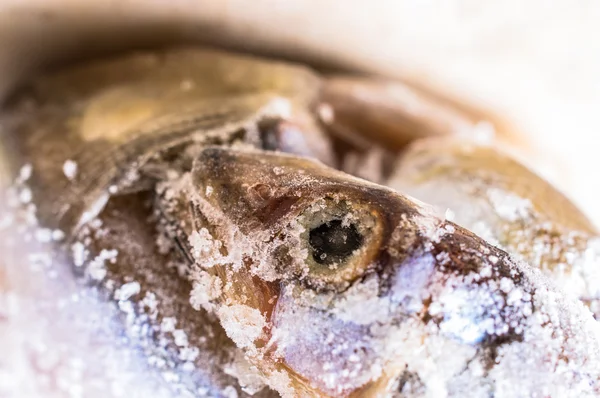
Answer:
388, 137, 600, 319
155, 147, 600, 397
3, 44, 600, 396
62, 159, 78, 181
4, 133, 600, 398
4, 139, 600, 397
1, 173, 181, 397
1, 166, 278, 398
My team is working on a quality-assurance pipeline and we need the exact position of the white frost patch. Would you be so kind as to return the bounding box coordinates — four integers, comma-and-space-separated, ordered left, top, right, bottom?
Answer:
160, 317, 177, 333
224, 352, 266, 395
188, 228, 227, 268
52, 229, 65, 241
172, 329, 189, 347
217, 304, 266, 349
77, 193, 110, 230
114, 282, 141, 301
189, 271, 223, 311
272, 166, 284, 176
222, 386, 239, 398
263, 370, 294, 398
262, 96, 292, 119
411, 203, 445, 242
18, 163, 32, 182
18, 187, 32, 204
332, 275, 390, 324
445, 208, 456, 221
433, 285, 498, 345
86, 248, 118, 281
376, 319, 479, 398
391, 254, 435, 313
34, 228, 53, 243
487, 188, 532, 222
62, 159, 78, 180
71, 242, 89, 267
317, 102, 335, 124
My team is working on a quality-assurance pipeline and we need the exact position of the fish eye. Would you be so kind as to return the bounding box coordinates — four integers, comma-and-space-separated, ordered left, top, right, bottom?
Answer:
291, 198, 383, 289
309, 220, 363, 265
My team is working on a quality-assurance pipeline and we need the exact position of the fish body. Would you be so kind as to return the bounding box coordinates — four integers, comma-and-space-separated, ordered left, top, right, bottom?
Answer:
1, 48, 600, 397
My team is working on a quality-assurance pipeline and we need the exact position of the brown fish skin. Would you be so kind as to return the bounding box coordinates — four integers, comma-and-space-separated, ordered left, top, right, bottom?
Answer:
320, 76, 474, 151
158, 146, 600, 397
0, 47, 332, 234
319, 76, 531, 156
387, 136, 600, 318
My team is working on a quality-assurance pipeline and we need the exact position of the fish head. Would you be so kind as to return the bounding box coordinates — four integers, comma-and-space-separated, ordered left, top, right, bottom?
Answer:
160, 146, 536, 397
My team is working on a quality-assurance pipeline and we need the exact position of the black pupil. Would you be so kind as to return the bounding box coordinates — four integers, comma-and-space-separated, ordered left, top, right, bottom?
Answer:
309, 220, 363, 265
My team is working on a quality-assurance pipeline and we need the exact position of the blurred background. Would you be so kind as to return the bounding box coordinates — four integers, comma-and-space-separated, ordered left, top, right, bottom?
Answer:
2, 0, 600, 225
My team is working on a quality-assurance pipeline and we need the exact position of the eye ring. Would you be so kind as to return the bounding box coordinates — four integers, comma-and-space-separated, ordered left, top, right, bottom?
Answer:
293, 197, 384, 290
